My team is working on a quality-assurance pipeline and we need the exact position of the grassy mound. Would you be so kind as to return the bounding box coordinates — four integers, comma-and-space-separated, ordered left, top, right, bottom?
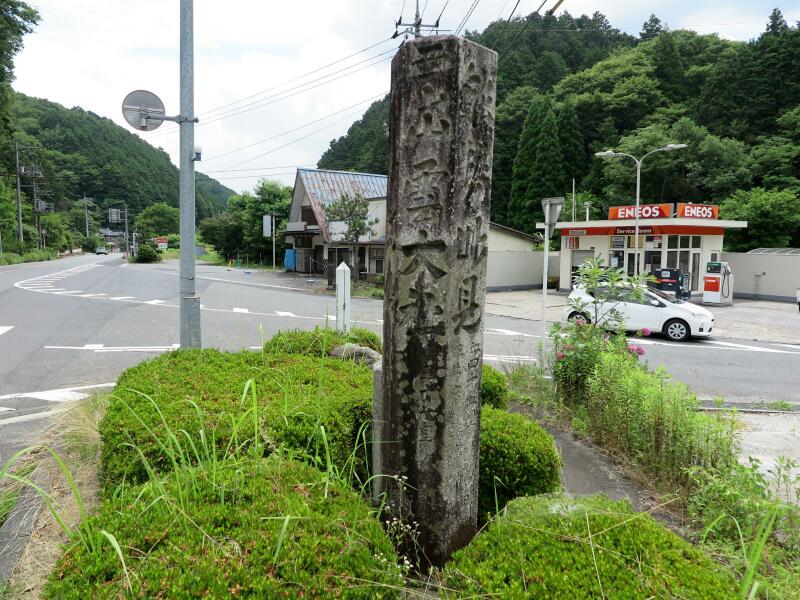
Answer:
480, 364, 509, 409
478, 407, 560, 519
443, 494, 738, 599
263, 326, 382, 356
100, 349, 373, 489
45, 456, 403, 599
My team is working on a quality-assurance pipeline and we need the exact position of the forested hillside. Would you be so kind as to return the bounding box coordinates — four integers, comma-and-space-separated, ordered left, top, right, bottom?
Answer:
317, 9, 800, 249
0, 0, 236, 257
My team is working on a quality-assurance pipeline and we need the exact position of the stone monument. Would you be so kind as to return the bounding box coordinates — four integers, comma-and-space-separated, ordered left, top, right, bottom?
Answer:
379, 34, 497, 568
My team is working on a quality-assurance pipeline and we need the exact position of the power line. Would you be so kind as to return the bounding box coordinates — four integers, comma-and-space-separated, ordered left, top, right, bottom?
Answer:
495, 0, 549, 68
148, 49, 396, 137
202, 93, 386, 163
489, 0, 522, 49
225, 99, 389, 170
196, 36, 395, 120
435, 0, 453, 24
455, 0, 481, 35
202, 165, 316, 174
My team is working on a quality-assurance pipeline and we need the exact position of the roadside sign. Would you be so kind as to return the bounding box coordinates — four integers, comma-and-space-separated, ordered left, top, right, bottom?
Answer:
608, 203, 673, 220
155, 236, 168, 250
109, 208, 122, 223
263, 214, 272, 237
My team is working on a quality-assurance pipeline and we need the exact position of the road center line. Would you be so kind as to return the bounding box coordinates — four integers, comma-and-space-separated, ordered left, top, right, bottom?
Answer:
0, 326, 14, 337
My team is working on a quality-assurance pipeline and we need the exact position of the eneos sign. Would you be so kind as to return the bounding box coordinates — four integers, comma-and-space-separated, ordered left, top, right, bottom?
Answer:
608, 204, 672, 220
677, 203, 719, 219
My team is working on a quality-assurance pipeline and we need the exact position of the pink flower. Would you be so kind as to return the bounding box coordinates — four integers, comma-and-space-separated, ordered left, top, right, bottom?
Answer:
603, 334, 610, 342
627, 344, 645, 357
556, 351, 566, 360
641, 328, 651, 337
564, 344, 574, 350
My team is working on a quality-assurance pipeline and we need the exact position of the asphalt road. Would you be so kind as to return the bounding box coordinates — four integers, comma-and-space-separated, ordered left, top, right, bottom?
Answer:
2, 253, 799, 463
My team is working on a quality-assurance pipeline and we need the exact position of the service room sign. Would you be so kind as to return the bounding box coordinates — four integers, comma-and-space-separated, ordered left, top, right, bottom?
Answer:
677, 203, 719, 219
608, 204, 673, 220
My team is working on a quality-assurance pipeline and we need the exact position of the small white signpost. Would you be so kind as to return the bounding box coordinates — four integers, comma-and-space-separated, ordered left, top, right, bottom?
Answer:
336, 262, 351, 333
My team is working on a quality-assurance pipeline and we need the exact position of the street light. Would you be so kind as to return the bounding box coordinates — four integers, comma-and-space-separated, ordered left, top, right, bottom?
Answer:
594, 143, 687, 274
541, 196, 564, 342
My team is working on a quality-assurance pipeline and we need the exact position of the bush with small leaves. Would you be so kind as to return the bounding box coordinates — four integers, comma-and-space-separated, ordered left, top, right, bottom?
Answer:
478, 407, 560, 520
45, 456, 403, 599
263, 326, 381, 356
480, 364, 509, 409
443, 494, 738, 599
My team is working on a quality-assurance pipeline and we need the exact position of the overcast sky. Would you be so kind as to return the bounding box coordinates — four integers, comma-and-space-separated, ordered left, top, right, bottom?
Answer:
13, 0, 800, 194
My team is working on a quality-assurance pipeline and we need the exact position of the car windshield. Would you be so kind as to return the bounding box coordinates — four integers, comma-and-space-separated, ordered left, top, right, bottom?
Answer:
648, 287, 680, 304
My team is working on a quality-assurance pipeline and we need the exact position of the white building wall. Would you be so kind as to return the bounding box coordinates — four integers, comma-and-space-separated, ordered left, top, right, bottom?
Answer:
487, 226, 534, 252
721, 253, 800, 302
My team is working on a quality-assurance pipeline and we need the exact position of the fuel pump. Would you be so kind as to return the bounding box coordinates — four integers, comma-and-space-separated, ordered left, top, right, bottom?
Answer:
703, 262, 734, 305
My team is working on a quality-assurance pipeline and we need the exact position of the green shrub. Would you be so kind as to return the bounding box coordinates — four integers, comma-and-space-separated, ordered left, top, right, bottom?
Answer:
443, 494, 738, 599
166, 232, 180, 248
99, 350, 373, 489
134, 242, 160, 263
45, 456, 403, 599
0, 249, 56, 266
478, 407, 560, 520
263, 326, 381, 356
583, 352, 738, 490
480, 364, 508, 409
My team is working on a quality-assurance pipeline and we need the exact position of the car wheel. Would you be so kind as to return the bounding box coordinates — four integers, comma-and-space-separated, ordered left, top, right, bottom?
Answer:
568, 312, 590, 325
663, 319, 690, 342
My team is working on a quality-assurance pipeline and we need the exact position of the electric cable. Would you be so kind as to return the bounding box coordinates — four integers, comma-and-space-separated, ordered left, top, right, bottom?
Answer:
196, 36, 395, 120
148, 49, 396, 137
495, 0, 548, 68
489, 0, 522, 49
455, 0, 481, 35
201, 93, 386, 163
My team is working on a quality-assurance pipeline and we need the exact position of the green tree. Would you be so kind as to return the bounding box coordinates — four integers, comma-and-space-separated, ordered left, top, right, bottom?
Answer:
508, 96, 563, 233
0, 0, 38, 148
325, 191, 378, 282
491, 86, 539, 225
198, 212, 243, 260
719, 188, 800, 251
134, 202, 180, 238
751, 105, 800, 193
640, 14, 664, 42
556, 100, 585, 186
39, 212, 70, 252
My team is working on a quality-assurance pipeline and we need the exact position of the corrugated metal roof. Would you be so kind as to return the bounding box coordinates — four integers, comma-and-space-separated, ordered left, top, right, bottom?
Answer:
747, 248, 800, 255
297, 168, 387, 207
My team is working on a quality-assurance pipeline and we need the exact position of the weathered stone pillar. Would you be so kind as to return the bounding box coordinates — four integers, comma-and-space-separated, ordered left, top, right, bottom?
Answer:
380, 35, 497, 568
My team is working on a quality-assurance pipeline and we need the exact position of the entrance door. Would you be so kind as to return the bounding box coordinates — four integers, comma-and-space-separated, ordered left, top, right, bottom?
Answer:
627, 252, 637, 276
571, 250, 593, 287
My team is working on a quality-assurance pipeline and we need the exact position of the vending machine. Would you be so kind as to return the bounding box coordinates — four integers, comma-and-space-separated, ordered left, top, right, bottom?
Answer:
703, 262, 734, 305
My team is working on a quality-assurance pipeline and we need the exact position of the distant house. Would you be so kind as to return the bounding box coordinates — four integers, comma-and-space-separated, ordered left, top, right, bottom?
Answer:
98, 228, 125, 249
285, 168, 537, 279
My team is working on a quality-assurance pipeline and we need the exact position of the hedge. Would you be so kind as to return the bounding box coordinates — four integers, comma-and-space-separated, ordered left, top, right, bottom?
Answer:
478, 407, 560, 519
263, 326, 381, 356
45, 456, 403, 599
480, 364, 509, 409
100, 349, 373, 489
443, 494, 738, 599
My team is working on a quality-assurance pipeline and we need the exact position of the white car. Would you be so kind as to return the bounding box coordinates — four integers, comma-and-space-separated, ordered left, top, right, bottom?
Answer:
563, 286, 715, 342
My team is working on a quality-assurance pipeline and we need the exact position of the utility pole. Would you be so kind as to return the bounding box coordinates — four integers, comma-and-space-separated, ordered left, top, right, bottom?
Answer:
124, 205, 129, 257
179, 0, 201, 348
83, 194, 90, 237
571, 178, 576, 222
15, 142, 23, 243
394, 0, 439, 38
272, 213, 276, 270
32, 176, 40, 250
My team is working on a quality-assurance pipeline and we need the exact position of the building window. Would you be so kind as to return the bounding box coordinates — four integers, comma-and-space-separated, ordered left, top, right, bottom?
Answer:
667, 235, 678, 249
692, 236, 701, 248
680, 235, 690, 249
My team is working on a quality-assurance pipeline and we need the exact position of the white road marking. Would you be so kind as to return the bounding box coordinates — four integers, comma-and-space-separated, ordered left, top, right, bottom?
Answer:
275, 311, 296, 317
144, 299, 165, 305
0, 382, 115, 403
0, 326, 14, 337
233, 307, 249, 313
704, 340, 795, 354
776, 343, 800, 350
487, 327, 534, 337
45, 344, 179, 353
110, 296, 135, 300
54, 290, 83, 295
0, 406, 14, 412
0, 407, 71, 426
483, 354, 537, 363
